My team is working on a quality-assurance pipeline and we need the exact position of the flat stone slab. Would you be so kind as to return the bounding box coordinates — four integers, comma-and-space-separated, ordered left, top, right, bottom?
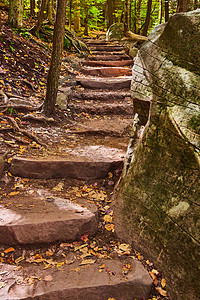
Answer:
88, 54, 131, 61
80, 66, 132, 77
69, 102, 133, 116
0, 193, 98, 245
76, 76, 132, 90
0, 258, 152, 300
82, 60, 134, 67
86, 40, 109, 45
10, 145, 125, 179
72, 91, 131, 101
90, 45, 123, 51
68, 118, 133, 137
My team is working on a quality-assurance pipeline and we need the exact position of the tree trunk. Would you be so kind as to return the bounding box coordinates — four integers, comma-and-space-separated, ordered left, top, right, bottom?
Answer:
165, 0, 169, 21
84, 0, 89, 36
44, 0, 67, 116
30, 0, 35, 16
69, 0, 72, 30
74, 0, 80, 32
142, 0, 152, 36
107, 0, 114, 29
34, 0, 48, 36
47, 0, 53, 24
177, 0, 189, 12
8, 0, 24, 28
158, 0, 163, 23
136, 0, 142, 34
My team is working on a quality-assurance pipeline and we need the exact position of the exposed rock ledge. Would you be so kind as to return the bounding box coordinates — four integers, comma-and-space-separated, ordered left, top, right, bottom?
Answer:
113, 10, 200, 300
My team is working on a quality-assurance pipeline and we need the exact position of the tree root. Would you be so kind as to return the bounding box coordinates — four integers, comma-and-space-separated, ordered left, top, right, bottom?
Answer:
22, 113, 55, 122
0, 104, 42, 112
4, 116, 45, 146
0, 90, 8, 104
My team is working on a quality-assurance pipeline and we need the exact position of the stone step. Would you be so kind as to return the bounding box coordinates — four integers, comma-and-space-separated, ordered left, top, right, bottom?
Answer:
66, 118, 133, 137
90, 51, 126, 56
80, 66, 132, 77
72, 90, 131, 101
82, 60, 134, 67
90, 45, 123, 51
10, 145, 125, 179
86, 39, 109, 45
0, 259, 152, 300
76, 76, 132, 90
88, 54, 131, 61
0, 193, 98, 245
69, 102, 133, 116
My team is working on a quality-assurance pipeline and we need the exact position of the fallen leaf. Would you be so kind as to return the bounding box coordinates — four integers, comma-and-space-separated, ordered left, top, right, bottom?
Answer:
118, 244, 131, 254
105, 224, 114, 231
161, 278, 166, 288
44, 275, 53, 282
74, 244, 88, 251
80, 259, 96, 265
8, 191, 19, 196
15, 256, 25, 264
4, 247, 15, 254
156, 287, 167, 297
0, 282, 5, 289
103, 215, 113, 223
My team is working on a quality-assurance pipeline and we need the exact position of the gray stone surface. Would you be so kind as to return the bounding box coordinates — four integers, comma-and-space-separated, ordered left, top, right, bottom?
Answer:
56, 92, 68, 109
114, 10, 200, 300
0, 258, 152, 300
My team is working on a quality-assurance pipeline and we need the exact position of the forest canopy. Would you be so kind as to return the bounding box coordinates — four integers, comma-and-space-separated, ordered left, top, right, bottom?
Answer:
2, 0, 200, 36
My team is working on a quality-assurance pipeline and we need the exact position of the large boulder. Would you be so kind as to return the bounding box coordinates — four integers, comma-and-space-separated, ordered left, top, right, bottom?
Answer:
113, 10, 200, 300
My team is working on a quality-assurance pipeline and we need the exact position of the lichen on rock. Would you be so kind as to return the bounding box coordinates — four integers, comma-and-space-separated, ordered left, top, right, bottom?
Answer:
114, 10, 200, 300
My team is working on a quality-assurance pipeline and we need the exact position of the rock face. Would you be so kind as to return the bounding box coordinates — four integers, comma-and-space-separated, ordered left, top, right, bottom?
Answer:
114, 10, 200, 300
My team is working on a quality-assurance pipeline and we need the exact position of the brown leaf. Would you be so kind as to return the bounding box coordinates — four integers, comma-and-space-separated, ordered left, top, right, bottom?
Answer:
80, 259, 96, 265
161, 278, 166, 288
156, 287, 167, 297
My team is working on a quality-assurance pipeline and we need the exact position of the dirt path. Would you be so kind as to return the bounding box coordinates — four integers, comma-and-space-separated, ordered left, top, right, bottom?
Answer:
0, 39, 168, 300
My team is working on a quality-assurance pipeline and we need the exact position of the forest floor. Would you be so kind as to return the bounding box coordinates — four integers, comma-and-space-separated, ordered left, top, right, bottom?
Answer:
0, 10, 169, 300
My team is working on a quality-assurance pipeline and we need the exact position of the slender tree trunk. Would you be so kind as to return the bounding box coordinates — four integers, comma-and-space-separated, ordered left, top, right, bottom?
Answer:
165, 0, 169, 21
107, 0, 114, 29
30, 0, 35, 16
194, 0, 198, 9
74, 0, 80, 32
142, 0, 152, 36
136, 0, 142, 34
8, 0, 24, 28
47, 0, 53, 24
44, 0, 67, 117
84, 0, 89, 36
158, 0, 163, 23
69, 0, 72, 30
34, 0, 48, 36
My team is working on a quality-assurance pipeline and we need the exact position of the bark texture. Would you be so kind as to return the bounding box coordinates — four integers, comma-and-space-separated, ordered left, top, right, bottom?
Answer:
44, 0, 67, 116
8, 0, 24, 28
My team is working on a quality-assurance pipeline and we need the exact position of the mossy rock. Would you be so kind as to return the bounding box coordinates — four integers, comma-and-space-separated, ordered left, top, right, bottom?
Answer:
106, 23, 124, 41
114, 10, 200, 300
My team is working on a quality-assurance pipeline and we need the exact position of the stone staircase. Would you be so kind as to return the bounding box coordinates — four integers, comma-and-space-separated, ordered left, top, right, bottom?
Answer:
0, 39, 152, 300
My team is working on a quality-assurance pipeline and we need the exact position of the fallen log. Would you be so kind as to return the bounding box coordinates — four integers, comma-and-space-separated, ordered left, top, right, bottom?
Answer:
124, 24, 148, 43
